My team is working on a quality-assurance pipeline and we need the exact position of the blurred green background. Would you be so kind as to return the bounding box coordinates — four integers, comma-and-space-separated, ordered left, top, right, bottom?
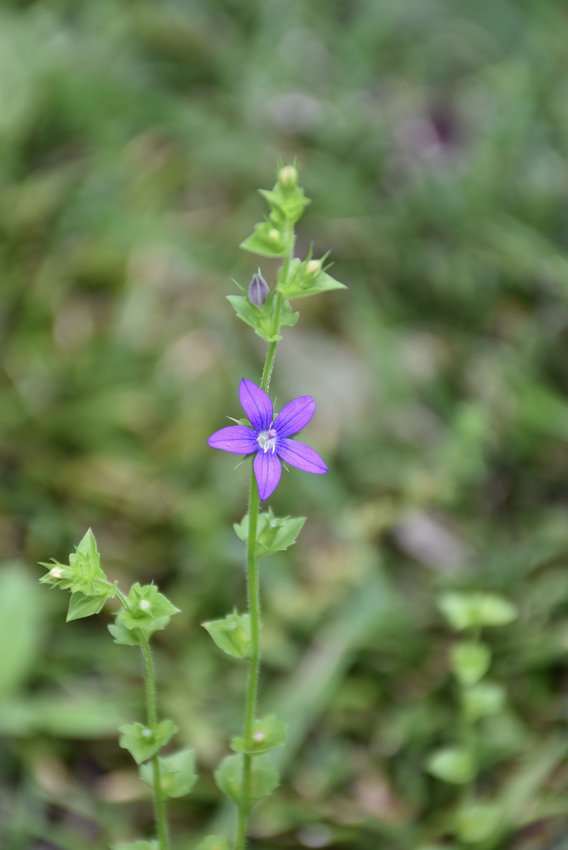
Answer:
1, 1, 567, 848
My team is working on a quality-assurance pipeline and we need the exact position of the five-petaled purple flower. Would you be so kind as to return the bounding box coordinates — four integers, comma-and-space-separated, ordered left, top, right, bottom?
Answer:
208, 379, 328, 500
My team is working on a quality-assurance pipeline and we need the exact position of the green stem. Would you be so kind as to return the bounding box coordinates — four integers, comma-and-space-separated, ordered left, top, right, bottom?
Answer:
235, 233, 294, 850
141, 639, 170, 850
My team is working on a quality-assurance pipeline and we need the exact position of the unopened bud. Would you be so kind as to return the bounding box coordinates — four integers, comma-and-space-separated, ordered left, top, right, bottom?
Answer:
139, 599, 151, 611
278, 164, 298, 189
248, 272, 270, 307
253, 731, 265, 742
50, 566, 65, 579
306, 259, 321, 276
268, 228, 281, 243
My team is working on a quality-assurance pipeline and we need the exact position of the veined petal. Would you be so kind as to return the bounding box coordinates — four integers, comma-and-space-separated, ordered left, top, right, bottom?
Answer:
273, 395, 316, 437
278, 438, 328, 475
239, 379, 273, 431
254, 451, 282, 500
207, 425, 257, 454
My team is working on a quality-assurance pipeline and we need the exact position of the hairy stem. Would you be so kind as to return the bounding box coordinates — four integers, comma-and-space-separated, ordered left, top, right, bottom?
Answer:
236, 235, 294, 850
141, 639, 170, 850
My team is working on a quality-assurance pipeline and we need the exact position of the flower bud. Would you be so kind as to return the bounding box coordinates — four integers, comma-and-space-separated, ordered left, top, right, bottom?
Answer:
278, 164, 298, 189
306, 259, 322, 277
248, 271, 270, 307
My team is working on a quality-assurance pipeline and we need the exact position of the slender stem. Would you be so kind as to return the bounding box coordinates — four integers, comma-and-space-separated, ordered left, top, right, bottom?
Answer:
141, 639, 170, 850
235, 231, 294, 850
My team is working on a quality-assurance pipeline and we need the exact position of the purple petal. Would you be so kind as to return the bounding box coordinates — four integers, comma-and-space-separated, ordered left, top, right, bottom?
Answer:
278, 438, 328, 475
207, 425, 257, 454
273, 395, 316, 437
254, 451, 282, 500
239, 379, 273, 431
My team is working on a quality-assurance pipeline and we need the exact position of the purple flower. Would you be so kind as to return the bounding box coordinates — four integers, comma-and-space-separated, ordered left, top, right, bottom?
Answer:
208, 379, 328, 500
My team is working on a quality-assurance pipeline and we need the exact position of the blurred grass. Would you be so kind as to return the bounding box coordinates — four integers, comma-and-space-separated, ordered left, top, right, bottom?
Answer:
0, 0, 567, 848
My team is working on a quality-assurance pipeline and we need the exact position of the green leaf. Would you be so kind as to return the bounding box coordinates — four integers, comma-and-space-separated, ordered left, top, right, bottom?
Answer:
108, 621, 143, 646
0, 565, 44, 698
454, 802, 501, 843
41, 529, 113, 600
426, 747, 476, 784
140, 748, 197, 798
226, 295, 276, 343
118, 719, 177, 764
194, 838, 230, 850
451, 641, 491, 687
233, 510, 306, 558
202, 611, 251, 659
118, 583, 179, 637
231, 715, 287, 755
240, 221, 293, 258
438, 592, 518, 631
112, 842, 158, 850
66, 592, 108, 622
214, 753, 279, 804
463, 681, 506, 720
258, 184, 310, 225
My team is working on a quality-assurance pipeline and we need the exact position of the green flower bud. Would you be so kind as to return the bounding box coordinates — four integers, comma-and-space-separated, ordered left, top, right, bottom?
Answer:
278, 164, 298, 189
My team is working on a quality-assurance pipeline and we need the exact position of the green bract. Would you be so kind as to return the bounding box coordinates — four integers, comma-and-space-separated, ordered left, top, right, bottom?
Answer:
240, 221, 293, 258
116, 583, 179, 638
230, 715, 287, 755
140, 748, 197, 798
277, 256, 347, 300
118, 719, 178, 764
202, 611, 251, 660
214, 753, 279, 804
227, 292, 298, 343
233, 510, 306, 558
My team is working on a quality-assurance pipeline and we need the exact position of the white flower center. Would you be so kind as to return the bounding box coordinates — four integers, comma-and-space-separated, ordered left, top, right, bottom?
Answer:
257, 428, 277, 454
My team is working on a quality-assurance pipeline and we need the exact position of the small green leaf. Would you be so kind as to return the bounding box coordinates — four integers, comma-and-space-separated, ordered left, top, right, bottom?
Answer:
41, 529, 112, 600
234, 510, 306, 558
118, 719, 177, 764
226, 295, 276, 343
426, 747, 476, 784
66, 592, 108, 622
118, 584, 179, 637
277, 257, 347, 300
194, 838, 230, 850
202, 612, 251, 660
240, 221, 293, 258
451, 641, 491, 687
455, 802, 501, 843
258, 184, 310, 225
214, 753, 279, 804
112, 842, 158, 850
108, 621, 143, 646
140, 748, 197, 798
438, 592, 518, 631
463, 681, 506, 720
231, 715, 287, 755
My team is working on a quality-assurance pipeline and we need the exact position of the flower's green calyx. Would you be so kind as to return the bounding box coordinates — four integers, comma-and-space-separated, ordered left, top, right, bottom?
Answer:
112, 583, 179, 641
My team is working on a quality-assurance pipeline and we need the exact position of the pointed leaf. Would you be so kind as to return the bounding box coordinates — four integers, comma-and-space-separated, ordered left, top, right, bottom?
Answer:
240, 221, 293, 258
202, 612, 251, 659
231, 715, 287, 755
214, 753, 279, 804
118, 719, 177, 764
426, 747, 476, 784
451, 641, 491, 687
234, 510, 306, 558
66, 592, 108, 622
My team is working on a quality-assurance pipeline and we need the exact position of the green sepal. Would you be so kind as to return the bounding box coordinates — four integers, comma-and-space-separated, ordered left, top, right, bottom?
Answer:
277, 256, 347, 300
454, 802, 501, 843
66, 591, 110, 622
426, 747, 476, 784
118, 719, 177, 764
240, 221, 293, 258
234, 510, 306, 558
258, 185, 310, 226
214, 753, 279, 804
230, 715, 287, 755
463, 681, 505, 720
140, 748, 197, 798
438, 592, 518, 631
194, 838, 230, 850
202, 611, 251, 660
112, 842, 158, 850
117, 583, 179, 639
40, 529, 112, 600
451, 641, 491, 687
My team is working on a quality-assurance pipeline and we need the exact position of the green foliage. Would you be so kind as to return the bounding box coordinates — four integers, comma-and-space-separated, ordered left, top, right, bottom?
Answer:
115, 583, 179, 639
227, 292, 298, 343
463, 682, 506, 720
240, 222, 293, 258
0, 566, 44, 698
202, 611, 252, 660
454, 802, 501, 844
194, 838, 230, 850
140, 748, 197, 798
118, 719, 177, 764
451, 641, 491, 687
277, 256, 347, 301
426, 748, 476, 785
233, 510, 306, 557
214, 753, 279, 804
230, 715, 287, 755
439, 592, 518, 631
113, 843, 158, 850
